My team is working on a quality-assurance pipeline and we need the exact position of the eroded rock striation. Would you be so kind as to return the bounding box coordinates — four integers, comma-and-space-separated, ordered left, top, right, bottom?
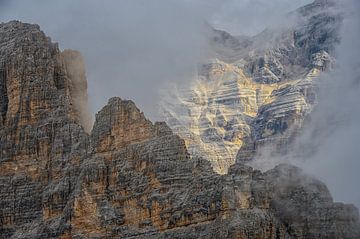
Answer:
161, 0, 341, 173
0, 20, 91, 238
0, 17, 359, 239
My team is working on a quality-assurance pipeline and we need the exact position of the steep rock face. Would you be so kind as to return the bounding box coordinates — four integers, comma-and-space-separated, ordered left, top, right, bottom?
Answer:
235, 0, 340, 163
162, 59, 280, 173
91, 97, 156, 154
0, 20, 359, 239
65, 98, 360, 239
265, 164, 360, 239
161, 0, 341, 173
0, 21, 90, 238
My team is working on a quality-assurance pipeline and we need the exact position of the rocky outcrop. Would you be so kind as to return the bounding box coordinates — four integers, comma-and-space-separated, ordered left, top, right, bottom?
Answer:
0, 17, 359, 239
161, 58, 280, 173
161, 0, 341, 173
265, 164, 360, 239
0, 21, 90, 238
89, 98, 175, 155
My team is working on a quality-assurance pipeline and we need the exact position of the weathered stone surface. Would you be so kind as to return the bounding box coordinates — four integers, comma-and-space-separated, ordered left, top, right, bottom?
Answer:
161, 0, 342, 173
265, 164, 360, 239
91, 97, 156, 154
161, 58, 279, 173
0, 11, 359, 239
0, 20, 90, 239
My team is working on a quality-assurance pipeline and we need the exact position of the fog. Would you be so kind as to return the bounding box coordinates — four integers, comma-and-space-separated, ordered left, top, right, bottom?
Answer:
297, 0, 360, 208
210, 0, 312, 36
1, 0, 359, 208
249, 0, 360, 208
0, 0, 310, 121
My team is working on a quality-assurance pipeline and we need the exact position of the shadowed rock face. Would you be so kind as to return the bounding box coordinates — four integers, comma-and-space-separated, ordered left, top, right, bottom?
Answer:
161, 0, 341, 173
0, 20, 359, 239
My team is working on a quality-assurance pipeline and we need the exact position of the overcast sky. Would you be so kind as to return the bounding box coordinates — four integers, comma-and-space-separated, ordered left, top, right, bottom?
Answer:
0, 0, 311, 121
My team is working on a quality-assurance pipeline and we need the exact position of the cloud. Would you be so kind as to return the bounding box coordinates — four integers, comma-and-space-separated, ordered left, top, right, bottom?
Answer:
0, 0, 311, 122
2, 0, 358, 208
209, 0, 312, 36
0, 0, 211, 121
248, 0, 360, 208
296, 0, 360, 208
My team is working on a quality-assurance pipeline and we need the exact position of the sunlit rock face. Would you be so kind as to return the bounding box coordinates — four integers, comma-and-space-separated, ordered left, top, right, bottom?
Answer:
0, 20, 359, 239
161, 59, 280, 174
161, 0, 340, 174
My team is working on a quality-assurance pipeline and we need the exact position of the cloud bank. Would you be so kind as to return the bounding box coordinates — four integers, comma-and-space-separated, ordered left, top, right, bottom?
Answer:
209, 0, 312, 36
248, 0, 360, 208
296, 0, 360, 209
0, 0, 311, 121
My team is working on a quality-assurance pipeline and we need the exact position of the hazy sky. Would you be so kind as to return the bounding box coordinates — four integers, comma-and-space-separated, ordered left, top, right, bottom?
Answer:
0, 0, 311, 121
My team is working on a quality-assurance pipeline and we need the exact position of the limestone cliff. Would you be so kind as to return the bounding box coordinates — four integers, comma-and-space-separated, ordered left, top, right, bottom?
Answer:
0, 16, 359, 239
0, 21, 91, 238
161, 0, 340, 174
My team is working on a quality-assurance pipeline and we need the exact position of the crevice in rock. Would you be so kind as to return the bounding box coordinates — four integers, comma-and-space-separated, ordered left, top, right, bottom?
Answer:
0, 62, 9, 125
53, 69, 65, 91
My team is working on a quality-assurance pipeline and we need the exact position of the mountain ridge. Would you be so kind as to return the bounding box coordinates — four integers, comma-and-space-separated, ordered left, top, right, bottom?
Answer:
0, 21, 359, 239
0, 2, 359, 238
161, 0, 341, 174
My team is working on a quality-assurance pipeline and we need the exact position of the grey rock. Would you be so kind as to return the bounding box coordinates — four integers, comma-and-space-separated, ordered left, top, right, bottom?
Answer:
0, 11, 359, 239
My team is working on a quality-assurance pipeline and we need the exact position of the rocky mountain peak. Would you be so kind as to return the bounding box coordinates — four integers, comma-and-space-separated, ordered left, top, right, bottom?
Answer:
91, 97, 156, 153
0, 5, 359, 238
0, 21, 91, 131
162, 0, 342, 174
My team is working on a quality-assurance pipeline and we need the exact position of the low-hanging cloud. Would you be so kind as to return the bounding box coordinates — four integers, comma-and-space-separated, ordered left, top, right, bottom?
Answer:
210, 0, 312, 36
0, 0, 211, 121
249, 0, 360, 209
0, 0, 311, 121
296, 0, 360, 209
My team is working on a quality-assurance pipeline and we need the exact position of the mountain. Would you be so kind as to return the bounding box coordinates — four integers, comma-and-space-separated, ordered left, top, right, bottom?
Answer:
0, 17, 360, 238
161, 0, 341, 174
